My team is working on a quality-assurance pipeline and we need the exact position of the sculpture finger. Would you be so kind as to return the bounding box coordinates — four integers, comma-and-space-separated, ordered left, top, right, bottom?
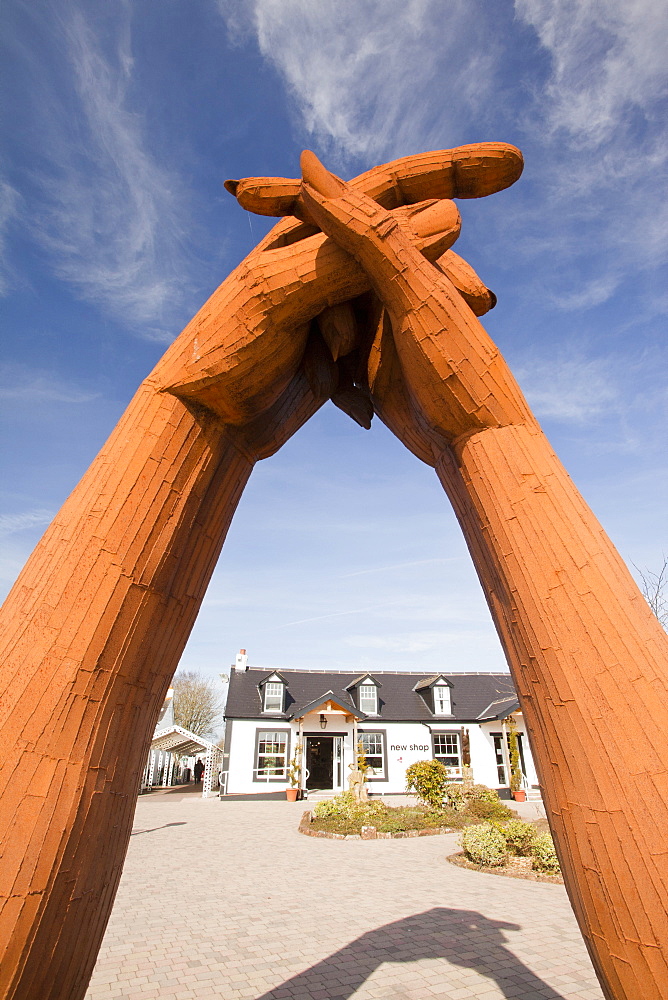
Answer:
366, 306, 447, 464
316, 301, 359, 361
436, 250, 496, 316
227, 141, 523, 219
302, 326, 339, 400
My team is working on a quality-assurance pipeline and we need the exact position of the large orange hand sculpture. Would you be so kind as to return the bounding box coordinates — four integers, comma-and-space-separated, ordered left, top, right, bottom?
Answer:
240, 152, 668, 1000
0, 145, 519, 1000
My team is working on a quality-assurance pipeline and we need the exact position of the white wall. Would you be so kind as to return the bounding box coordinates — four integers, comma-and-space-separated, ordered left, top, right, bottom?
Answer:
224, 715, 538, 795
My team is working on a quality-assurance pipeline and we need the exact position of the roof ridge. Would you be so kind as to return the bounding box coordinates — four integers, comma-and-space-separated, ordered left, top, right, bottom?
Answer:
239, 667, 511, 676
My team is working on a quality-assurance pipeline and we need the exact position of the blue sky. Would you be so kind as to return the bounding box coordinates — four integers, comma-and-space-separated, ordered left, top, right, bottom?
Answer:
1, 0, 666, 690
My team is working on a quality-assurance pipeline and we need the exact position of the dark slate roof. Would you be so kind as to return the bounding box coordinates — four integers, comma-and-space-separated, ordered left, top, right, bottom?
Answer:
476, 696, 520, 721
225, 667, 517, 723
413, 674, 451, 691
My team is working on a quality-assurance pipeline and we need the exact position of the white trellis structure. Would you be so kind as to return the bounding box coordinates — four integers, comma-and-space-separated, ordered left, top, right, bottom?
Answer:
148, 725, 222, 798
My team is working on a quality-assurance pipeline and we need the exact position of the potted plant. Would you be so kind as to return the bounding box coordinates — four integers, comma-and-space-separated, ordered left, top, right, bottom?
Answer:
286, 741, 302, 801
506, 716, 525, 801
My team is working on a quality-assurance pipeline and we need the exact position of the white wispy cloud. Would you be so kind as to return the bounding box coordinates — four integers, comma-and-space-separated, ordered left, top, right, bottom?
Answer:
513, 0, 668, 289
14, 2, 196, 339
220, 0, 499, 162
0, 509, 54, 538
515, 0, 668, 146
344, 629, 498, 656
515, 355, 620, 424
515, 354, 617, 423
340, 557, 454, 579
224, 0, 667, 310
0, 180, 20, 296
0, 363, 99, 403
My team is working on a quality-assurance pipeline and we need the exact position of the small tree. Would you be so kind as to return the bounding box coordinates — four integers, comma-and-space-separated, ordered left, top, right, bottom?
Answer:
172, 670, 223, 739
356, 740, 370, 780
506, 716, 522, 793
288, 741, 303, 788
635, 557, 668, 630
405, 759, 448, 809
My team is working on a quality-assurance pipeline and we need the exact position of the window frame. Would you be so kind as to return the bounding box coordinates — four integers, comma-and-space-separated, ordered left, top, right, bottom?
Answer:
358, 683, 378, 715
432, 684, 452, 715
253, 728, 291, 783
491, 729, 527, 787
431, 730, 462, 777
357, 728, 387, 781
262, 680, 284, 713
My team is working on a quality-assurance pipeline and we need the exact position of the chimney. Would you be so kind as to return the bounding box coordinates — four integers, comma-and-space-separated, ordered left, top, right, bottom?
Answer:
235, 648, 248, 672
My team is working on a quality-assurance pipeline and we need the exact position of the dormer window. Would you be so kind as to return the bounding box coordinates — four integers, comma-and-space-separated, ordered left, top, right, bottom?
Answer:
264, 682, 284, 712
260, 672, 287, 713
413, 674, 453, 715
434, 684, 451, 715
359, 684, 378, 715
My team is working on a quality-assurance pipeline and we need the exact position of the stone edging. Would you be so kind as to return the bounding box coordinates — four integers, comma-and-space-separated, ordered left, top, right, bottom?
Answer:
447, 850, 564, 884
298, 810, 455, 840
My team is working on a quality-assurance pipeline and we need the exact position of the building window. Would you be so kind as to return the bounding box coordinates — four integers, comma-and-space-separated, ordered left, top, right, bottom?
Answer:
359, 684, 378, 714
492, 731, 527, 786
493, 735, 506, 784
255, 730, 289, 780
263, 682, 284, 712
358, 730, 386, 780
433, 685, 451, 715
432, 732, 461, 774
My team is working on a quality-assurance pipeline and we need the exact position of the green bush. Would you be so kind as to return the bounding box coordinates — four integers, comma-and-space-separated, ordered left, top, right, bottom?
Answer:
467, 784, 501, 804
531, 832, 561, 874
500, 818, 537, 856
313, 790, 357, 819
442, 783, 466, 811
313, 791, 387, 826
466, 797, 514, 821
461, 823, 508, 866
405, 759, 449, 808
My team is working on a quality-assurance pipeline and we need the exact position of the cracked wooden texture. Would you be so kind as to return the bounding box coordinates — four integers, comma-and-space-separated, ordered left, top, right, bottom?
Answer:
0, 146, 511, 1000
293, 153, 668, 1000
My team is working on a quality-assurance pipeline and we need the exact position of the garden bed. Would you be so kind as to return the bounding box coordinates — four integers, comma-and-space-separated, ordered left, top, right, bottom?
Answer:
299, 809, 459, 840
447, 850, 563, 884
299, 790, 515, 839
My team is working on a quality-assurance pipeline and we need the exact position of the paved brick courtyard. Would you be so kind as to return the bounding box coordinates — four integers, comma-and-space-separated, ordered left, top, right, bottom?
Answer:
85, 791, 605, 1000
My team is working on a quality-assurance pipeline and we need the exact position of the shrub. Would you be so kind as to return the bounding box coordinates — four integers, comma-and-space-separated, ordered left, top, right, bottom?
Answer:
443, 783, 467, 811
531, 832, 561, 874
313, 790, 357, 820
466, 797, 514, 821
461, 823, 508, 867
467, 784, 501, 804
500, 819, 537, 856
406, 759, 449, 809
506, 716, 523, 793
313, 791, 387, 826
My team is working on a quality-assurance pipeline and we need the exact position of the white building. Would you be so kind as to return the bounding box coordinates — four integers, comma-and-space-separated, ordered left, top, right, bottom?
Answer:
222, 652, 539, 796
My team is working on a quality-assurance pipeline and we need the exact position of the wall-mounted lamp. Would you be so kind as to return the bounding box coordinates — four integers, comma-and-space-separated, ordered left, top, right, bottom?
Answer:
319, 713, 327, 730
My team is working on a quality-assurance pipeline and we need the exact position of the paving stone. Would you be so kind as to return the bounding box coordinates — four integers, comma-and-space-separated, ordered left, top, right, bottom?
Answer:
85, 796, 605, 1000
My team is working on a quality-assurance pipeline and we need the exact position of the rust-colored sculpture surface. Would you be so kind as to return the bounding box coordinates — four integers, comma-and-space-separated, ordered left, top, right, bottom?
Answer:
1, 143, 667, 1000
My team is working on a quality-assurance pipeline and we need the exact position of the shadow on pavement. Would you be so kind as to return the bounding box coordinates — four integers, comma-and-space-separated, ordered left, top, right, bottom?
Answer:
130, 822, 187, 836
254, 907, 567, 999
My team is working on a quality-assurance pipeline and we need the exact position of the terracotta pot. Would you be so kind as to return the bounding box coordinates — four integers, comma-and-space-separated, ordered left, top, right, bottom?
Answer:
512, 789, 526, 802
286, 788, 299, 801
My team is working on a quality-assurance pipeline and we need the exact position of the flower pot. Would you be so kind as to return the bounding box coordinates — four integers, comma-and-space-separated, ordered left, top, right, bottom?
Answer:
286, 788, 299, 801
512, 789, 526, 802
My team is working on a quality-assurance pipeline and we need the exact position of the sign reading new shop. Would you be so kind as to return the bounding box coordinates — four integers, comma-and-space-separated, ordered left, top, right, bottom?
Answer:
390, 743, 430, 752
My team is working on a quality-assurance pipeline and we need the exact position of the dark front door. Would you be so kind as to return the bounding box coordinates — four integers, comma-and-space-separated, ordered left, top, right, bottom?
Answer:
306, 737, 334, 789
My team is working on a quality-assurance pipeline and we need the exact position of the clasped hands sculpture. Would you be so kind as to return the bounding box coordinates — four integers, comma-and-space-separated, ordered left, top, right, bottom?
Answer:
2, 143, 668, 1000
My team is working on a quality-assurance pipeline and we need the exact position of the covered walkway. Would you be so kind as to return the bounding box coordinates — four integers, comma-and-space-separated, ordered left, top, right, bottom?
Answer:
145, 725, 222, 798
